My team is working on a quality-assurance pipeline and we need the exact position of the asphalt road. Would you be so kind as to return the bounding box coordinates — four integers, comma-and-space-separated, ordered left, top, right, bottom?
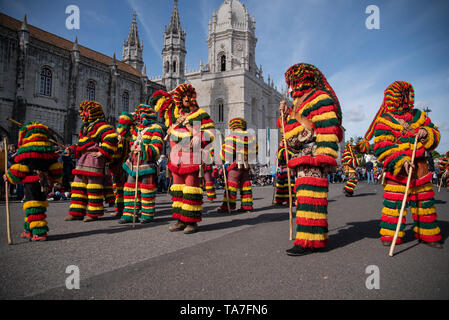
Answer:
1, 181, 448, 300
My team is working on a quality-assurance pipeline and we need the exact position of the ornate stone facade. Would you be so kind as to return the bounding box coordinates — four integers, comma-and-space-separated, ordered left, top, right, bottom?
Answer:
0, 13, 164, 145
152, 0, 284, 134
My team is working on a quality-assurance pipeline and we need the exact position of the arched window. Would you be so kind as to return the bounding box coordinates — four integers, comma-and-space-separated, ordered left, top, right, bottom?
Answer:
165, 61, 170, 73
39, 67, 52, 96
173, 60, 177, 73
220, 55, 226, 72
121, 91, 129, 112
86, 80, 96, 100
218, 103, 224, 123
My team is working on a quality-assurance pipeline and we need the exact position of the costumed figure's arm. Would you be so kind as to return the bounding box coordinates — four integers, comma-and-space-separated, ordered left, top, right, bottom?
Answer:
141, 124, 164, 162
91, 122, 119, 161
411, 110, 440, 152
373, 117, 410, 176
5, 163, 30, 185
48, 161, 63, 184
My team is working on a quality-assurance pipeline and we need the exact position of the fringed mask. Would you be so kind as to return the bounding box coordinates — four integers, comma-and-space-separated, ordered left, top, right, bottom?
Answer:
79, 100, 105, 123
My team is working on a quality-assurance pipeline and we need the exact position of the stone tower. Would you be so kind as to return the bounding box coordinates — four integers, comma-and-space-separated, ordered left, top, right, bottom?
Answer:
162, 0, 186, 91
122, 12, 144, 73
207, 0, 257, 74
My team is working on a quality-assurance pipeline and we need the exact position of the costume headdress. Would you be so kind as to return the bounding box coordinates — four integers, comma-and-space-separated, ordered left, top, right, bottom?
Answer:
135, 104, 156, 126
357, 81, 414, 153
229, 118, 247, 131
284, 63, 342, 124
79, 100, 105, 122
15, 122, 59, 162
152, 84, 198, 128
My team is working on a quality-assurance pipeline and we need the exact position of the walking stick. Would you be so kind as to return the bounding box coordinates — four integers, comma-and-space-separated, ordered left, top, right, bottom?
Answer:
389, 136, 419, 257
3, 137, 12, 244
280, 108, 293, 241
132, 149, 140, 228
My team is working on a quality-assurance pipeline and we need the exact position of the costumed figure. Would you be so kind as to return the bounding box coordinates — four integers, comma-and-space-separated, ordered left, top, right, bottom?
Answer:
105, 113, 134, 218
202, 148, 216, 201
218, 118, 257, 213
281, 63, 344, 256
438, 152, 449, 188
65, 101, 118, 222
4, 122, 63, 241
372, 81, 442, 248
342, 143, 360, 197
274, 105, 296, 206
152, 84, 215, 234
116, 104, 163, 224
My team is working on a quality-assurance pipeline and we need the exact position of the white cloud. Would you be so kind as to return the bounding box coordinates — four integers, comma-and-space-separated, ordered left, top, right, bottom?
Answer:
345, 105, 365, 122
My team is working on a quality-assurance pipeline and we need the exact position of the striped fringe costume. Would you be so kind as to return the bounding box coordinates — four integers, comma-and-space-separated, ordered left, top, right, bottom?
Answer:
203, 149, 216, 201
342, 143, 359, 196
283, 63, 343, 251
67, 101, 118, 220
275, 112, 296, 205
373, 81, 442, 245
106, 137, 130, 216
153, 84, 215, 229
219, 118, 257, 212
6, 122, 63, 241
117, 105, 163, 223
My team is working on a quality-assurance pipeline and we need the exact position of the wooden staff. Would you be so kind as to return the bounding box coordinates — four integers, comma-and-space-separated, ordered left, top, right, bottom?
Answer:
389, 136, 419, 257
3, 137, 12, 244
280, 107, 293, 241
7, 118, 66, 149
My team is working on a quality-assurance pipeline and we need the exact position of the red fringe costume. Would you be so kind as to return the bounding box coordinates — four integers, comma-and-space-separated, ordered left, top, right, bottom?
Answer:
372, 81, 442, 245
342, 143, 359, 196
153, 84, 215, 232
5, 122, 63, 241
283, 63, 343, 253
66, 101, 118, 221
219, 118, 257, 212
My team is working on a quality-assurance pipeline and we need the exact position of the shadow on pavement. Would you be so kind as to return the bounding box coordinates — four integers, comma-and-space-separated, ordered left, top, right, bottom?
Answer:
199, 211, 288, 233
48, 216, 174, 241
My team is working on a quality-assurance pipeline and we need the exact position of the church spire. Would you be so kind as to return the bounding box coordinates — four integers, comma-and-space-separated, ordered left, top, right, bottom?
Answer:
126, 12, 140, 46
122, 12, 144, 72
167, 0, 181, 33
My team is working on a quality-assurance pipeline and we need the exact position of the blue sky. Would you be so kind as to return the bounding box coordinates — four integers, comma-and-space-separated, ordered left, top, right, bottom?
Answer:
1, 0, 449, 153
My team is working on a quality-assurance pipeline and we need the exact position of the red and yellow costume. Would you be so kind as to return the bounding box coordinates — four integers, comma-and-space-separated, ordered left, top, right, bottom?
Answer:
66, 101, 118, 221
5, 122, 63, 241
117, 105, 164, 223
153, 84, 215, 233
373, 81, 442, 245
283, 63, 343, 254
219, 118, 257, 212
342, 143, 360, 196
